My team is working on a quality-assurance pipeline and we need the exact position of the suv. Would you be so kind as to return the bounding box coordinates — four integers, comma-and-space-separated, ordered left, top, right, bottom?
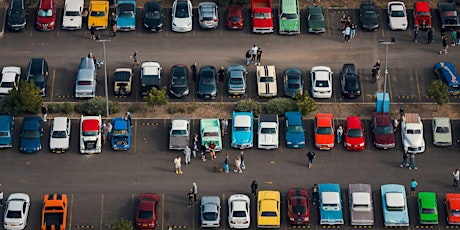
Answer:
75, 57, 97, 98
114, 68, 133, 95
36, 0, 57, 31
49, 117, 71, 153
26, 58, 49, 96
7, 0, 27, 31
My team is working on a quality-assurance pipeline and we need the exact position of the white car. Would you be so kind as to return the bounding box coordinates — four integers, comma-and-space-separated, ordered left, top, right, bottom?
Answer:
171, 0, 193, 32
387, 1, 407, 30
401, 113, 425, 154
62, 0, 84, 30
80, 115, 102, 154
0, 66, 21, 97
432, 117, 452, 146
49, 117, 71, 153
257, 65, 277, 97
228, 194, 250, 229
258, 114, 279, 150
3, 193, 30, 230
311, 66, 333, 98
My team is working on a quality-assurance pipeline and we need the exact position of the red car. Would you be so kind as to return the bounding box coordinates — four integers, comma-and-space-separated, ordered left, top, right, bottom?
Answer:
446, 193, 460, 225
36, 0, 57, 31
344, 116, 365, 151
136, 193, 160, 229
413, 1, 432, 29
287, 188, 310, 225
226, 6, 244, 29
371, 112, 395, 149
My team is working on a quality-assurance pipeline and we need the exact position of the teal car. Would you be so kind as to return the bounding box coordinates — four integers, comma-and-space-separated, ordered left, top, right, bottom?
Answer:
278, 0, 300, 35
307, 6, 326, 33
417, 192, 438, 225
200, 118, 222, 152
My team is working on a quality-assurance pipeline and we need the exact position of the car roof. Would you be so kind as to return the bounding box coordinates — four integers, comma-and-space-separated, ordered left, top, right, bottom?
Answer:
53, 117, 68, 131
372, 112, 391, 126
315, 114, 333, 126
433, 117, 450, 127
1, 72, 17, 82
142, 62, 161, 75
234, 114, 251, 127
257, 66, 276, 77
172, 119, 189, 129
322, 192, 340, 204
308, 5, 323, 14
281, 0, 297, 14
346, 116, 361, 129
11, 0, 24, 10
82, 118, 99, 131
231, 199, 248, 211
23, 116, 42, 129
352, 192, 371, 205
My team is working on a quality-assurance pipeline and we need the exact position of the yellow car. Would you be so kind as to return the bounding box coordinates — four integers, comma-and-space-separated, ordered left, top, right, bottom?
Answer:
88, 0, 109, 29
257, 190, 281, 228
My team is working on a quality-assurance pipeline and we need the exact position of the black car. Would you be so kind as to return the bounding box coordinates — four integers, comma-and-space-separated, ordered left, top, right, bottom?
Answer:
26, 58, 49, 96
197, 65, 217, 100
7, 0, 27, 31
359, 1, 379, 30
169, 64, 190, 98
143, 0, 163, 32
340, 63, 361, 98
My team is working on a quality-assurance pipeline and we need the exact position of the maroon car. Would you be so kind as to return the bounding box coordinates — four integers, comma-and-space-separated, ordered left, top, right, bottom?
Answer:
287, 188, 310, 225
35, 0, 57, 31
371, 112, 395, 149
226, 6, 244, 29
136, 193, 160, 229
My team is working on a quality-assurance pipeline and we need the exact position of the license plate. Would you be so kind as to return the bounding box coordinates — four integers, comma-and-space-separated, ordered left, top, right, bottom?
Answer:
114, 148, 119, 150
142, 224, 148, 226
293, 145, 298, 147
234, 93, 239, 95
320, 147, 328, 150
233, 26, 238, 29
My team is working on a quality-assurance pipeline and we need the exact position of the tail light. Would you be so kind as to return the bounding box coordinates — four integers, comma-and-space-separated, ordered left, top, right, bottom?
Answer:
200, 20, 204, 22
213, 19, 218, 22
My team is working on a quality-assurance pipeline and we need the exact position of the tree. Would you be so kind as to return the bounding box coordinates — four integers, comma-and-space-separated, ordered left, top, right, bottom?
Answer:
296, 91, 317, 115
143, 87, 168, 111
426, 79, 449, 112
110, 217, 134, 230
4, 80, 42, 115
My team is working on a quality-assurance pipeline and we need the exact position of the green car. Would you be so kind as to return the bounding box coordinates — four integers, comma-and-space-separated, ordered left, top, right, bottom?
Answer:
278, 0, 300, 35
417, 192, 438, 225
307, 6, 326, 33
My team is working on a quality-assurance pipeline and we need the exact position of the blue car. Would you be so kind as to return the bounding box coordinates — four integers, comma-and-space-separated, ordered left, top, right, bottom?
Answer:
319, 183, 344, 226
284, 111, 305, 148
111, 117, 131, 150
283, 68, 303, 98
231, 111, 253, 149
116, 0, 136, 31
381, 184, 409, 227
0, 115, 14, 148
434, 62, 460, 95
20, 116, 43, 153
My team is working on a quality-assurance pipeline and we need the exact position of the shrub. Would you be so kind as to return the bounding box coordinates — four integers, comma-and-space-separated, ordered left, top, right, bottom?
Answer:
47, 104, 62, 113
263, 98, 297, 116
235, 99, 262, 116
187, 103, 198, 114
296, 92, 317, 115
62, 102, 73, 114
75, 97, 120, 115
128, 104, 141, 113
168, 104, 187, 114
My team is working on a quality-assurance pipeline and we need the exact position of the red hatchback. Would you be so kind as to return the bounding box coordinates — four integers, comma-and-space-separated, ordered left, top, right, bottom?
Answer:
344, 116, 365, 151
36, 0, 56, 31
226, 6, 244, 29
136, 193, 160, 229
287, 188, 310, 225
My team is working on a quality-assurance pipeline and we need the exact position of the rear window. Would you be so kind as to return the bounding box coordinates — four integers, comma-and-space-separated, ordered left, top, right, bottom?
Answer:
78, 81, 93, 86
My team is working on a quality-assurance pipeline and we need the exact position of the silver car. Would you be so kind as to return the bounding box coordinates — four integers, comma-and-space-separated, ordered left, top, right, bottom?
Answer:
198, 2, 218, 29
75, 57, 97, 98
432, 117, 452, 146
348, 184, 374, 226
200, 196, 221, 228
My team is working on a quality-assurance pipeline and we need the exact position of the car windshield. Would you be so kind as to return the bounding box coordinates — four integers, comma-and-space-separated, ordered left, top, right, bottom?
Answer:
52, 130, 67, 138
422, 208, 437, 214
310, 14, 324, 20
78, 81, 93, 86
230, 77, 243, 85
347, 128, 363, 138
229, 16, 241, 22
322, 203, 339, 210
171, 76, 187, 86
261, 128, 276, 134
451, 209, 460, 216
30, 75, 45, 83
145, 11, 161, 19
38, 9, 53, 17
254, 12, 271, 19
83, 130, 98, 136
6, 210, 21, 218
315, 80, 329, 87
391, 10, 405, 17
65, 11, 80, 16
91, 11, 105, 17
204, 132, 218, 137
288, 83, 300, 89
203, 211, 218, 221
281, 13, 297, 20
364, 11, 377, 18
139, 210, 153, 219
353, 204, 370, 211
232, 210, 246, 217
436, 127, 450, 133
345, 76, 359, 90
287, 125, 303, 133
119, 11, 134, 17
175, 2, 189, 18
171, 129, 187, 135
260, 77, 274, 82
387, 206, 404, 211
261, 211, 277, 216
407, 129, 421, 134
0, 82, 13, 88
23, 130, 40, 139
0, 131, 10, 137
376, 125, 393, 134
113, 129, 128, 135
234, 126, 250, 132
317, 127, 332, 134
200, 73, 215, 85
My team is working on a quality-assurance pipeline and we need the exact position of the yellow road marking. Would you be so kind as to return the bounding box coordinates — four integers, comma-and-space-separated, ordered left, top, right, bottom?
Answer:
387, 72, 393, 100
100, 193, 104, 230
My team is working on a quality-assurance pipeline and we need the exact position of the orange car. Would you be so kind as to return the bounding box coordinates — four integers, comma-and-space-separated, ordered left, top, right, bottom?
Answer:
314, 113, 335, 150
41, 194, 68, 230
446, 193, 460, 225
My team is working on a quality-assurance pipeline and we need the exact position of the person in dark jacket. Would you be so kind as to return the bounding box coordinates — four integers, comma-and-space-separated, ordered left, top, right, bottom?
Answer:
251, 180, 258, 195
191, 63, 197, 81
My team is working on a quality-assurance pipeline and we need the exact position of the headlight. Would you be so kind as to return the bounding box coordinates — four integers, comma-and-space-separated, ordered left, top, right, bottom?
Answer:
286, 142, 292, 144
50, 22, 55, 26
158, 23, 163, 27
187, 21, 192, 26
172, 22, 176, 26
183, 89, 189, 95
359, 143, 365, 147
299, 141, 305, 144
211, 91, 217, 96
346, 143, 352, 146
144, 23, 149, 27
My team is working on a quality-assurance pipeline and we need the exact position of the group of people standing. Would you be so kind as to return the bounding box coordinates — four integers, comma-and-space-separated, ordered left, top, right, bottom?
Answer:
340, 14, 356, 42
245, 45, 263, 66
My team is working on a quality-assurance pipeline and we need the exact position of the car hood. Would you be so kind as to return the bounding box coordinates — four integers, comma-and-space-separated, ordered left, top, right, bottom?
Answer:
308, 19, 325, 30
232, 131, 252, 145
258, 82, 276, 94
20, 136, 41, 150
50, 137, 69, 149
0, 135, 12, 145
173, 17, 191, 27
346, 136, 365, 145
434, 132, 452, 144
63, 15, 82, 27
320, 209, 343, 222
279, 18, 299, 32
170, 85, 188, 93
144, 17, 162, 27
198, 84, 217, 94
374, 133, 395, 145
37, 15, 55, 24
8, 12, 26, 25
118, 17, 135, 27
350, 209, 374, 225
286, 132, 305, 144
403, 134, 424, 147
361, 16, 378, 28
316, 134, 334, 145
259, 133, 277, 145
383, 209, 408, 225
389, 17, 407, 28
253, 17, 273, 28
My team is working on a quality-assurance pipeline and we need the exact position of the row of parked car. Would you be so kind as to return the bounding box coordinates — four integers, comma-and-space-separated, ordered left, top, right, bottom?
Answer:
5, 184, 460, 230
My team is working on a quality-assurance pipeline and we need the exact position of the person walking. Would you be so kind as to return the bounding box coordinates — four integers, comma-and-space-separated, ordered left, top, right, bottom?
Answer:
312, 184, 319, 205
374, 60, 381, 78
240, 151, 245, 169
413, 26, 419, 43
221, 118, 228, 136
245, 50, 251, 66
427, 28, 434, 44
409, 153, 417, 170
234, 156, 242, 173
400, 150, 409, 167
371, 66, 378, 84
184, 146, 191, 165
82, 9, 88, 25
336, 125, 343, 143
102, 122, 108, 143
187, 188, 194, 207
457, 29, 460, 45
343, 25, 351, 42
174, 156, 183, 174
191, 63, 198, 81
452, 30, 457, 46
223, 154, 229, 173
200, 144, 207, 161
218, 66, 225, 82
192, 182, 198, 203
256, 48, 262, 65
453, 169, 459, 187
112, 23, 117, 37
131, 51, 140, 66
41, 103, 48, 122
90, 23, 96, 39
251, 45, 258, 63
440, 35, 449, 54
350, 23, 356, 39
126, 112, 133, 127
251, 180, 258, 195
111, 11, 118, 26
106, 121, 113, 141
306, 151, 316, 168
410, 179, 418, 196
